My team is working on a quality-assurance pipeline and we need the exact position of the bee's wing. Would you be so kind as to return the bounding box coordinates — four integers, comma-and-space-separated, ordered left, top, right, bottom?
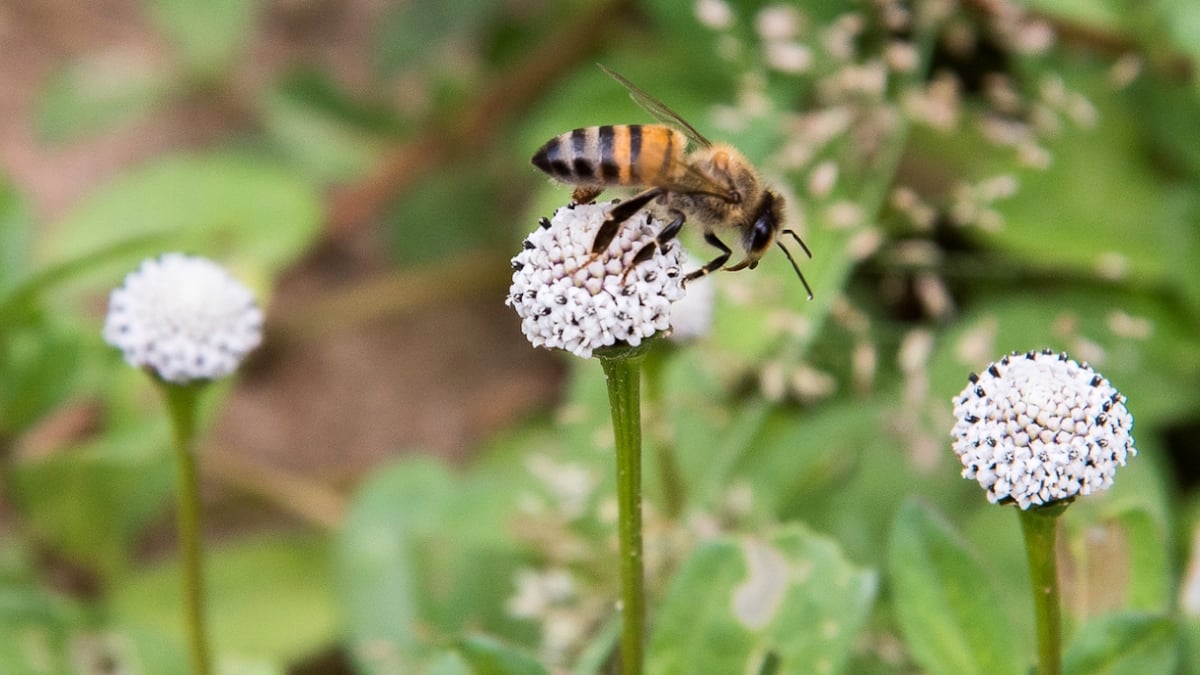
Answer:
600, 65, 713, 149
653, 150, 739, 202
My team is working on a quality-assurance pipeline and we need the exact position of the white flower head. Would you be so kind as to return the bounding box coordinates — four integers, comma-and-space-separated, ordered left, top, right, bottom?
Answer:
104, 253, 263, 384
951, 349, 1136, 510
507, 201, 686, 359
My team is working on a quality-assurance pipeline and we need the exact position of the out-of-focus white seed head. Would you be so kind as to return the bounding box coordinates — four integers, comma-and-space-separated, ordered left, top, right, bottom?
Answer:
103, 253, 263, 384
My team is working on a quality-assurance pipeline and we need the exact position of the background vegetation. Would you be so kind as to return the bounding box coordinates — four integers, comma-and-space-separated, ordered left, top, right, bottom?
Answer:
1, 0, 1198, 673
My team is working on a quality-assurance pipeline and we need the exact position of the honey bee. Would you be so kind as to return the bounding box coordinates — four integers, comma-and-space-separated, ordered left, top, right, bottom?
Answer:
531, 65, 813, 298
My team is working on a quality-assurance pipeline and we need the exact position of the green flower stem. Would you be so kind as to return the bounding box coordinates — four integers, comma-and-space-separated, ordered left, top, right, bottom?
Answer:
642, 347, 685, 519
1019, 503, 1069, 675
597, 343, 649, 675
159, 381, 212, 675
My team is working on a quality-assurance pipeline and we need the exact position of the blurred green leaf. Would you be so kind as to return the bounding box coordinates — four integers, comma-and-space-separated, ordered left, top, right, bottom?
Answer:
10, 417, 174, 577
382, 161, 509, 264
722, 401, 867, 516
975, 70, 1175, 286
144, 0, 257, 77
0, 180, 31, 293
0, 537, 80, 675
647, 524, 876, 675
43, 152, 321, 299
887, 499, 1025, 675
1116, 507, 1174, 610
35, 52, 172, 143
1139, 74, 1200, 182
262, 70, 399, 182
0, 317, 91, 437
455, 634, 548, 675
337, 458, 455, 670
372, 0, 493, 79
107, 622, 190, 674
336, 456, 532, 674
1022, 0, 1128, 31
1063, 613, 1178, 675
1160, 0, 1200, 89
738, 398, 965, 566
110, 534, 336, 666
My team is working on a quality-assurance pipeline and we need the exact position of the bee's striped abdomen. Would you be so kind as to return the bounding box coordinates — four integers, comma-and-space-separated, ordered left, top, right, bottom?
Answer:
531, 124, 683, 188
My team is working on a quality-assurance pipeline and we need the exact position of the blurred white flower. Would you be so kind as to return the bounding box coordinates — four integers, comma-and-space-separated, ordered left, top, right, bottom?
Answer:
951, 349, 1136, 510
104, 253, 263, 384
667, 256, 713, 342
507, 201, 686, 359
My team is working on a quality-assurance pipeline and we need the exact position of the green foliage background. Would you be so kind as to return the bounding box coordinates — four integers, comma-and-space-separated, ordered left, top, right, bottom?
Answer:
1, 0, 1199, 673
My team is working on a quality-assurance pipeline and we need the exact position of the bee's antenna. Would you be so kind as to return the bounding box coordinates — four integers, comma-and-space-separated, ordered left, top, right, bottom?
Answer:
777, 229, 814, 300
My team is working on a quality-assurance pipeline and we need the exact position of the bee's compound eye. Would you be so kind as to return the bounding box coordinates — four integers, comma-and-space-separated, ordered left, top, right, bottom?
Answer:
748, 192, 781, 254
749, 213, 775, 254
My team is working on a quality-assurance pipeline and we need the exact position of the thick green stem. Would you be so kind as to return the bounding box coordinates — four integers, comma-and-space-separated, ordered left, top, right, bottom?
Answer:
160, 381, 212, 675
1019, 503, 1068, 675
597, 344, 648, 675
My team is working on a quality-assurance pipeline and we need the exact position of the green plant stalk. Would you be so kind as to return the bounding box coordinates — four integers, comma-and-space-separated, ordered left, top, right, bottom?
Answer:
159, 380, 212, 675
1019, 503, 1068, 675
598, 343, 649, 675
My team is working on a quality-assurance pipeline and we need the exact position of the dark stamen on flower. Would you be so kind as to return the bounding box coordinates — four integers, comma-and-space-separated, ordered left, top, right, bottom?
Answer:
988, 365, 1000, 378
539, 217, 551, 229
968, 372, 979, 383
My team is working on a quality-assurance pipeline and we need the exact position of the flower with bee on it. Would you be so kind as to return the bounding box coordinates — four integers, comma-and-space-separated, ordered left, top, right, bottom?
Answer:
507, 200, 687, 359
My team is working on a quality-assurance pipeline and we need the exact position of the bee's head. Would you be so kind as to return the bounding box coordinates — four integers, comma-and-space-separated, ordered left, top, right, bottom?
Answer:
742, 189, 785, 264
732, 188, 814, 298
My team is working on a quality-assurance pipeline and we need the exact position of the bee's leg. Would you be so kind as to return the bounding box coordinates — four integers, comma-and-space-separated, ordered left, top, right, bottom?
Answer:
685, 231, 732, 282
621, 209, 686, 282
591, 187, 663, 254
654, 208, 686, 245
572, 186, 603, 205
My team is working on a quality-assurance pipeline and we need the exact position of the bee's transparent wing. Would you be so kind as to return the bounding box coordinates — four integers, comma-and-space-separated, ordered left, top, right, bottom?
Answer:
600, 64, 713, 149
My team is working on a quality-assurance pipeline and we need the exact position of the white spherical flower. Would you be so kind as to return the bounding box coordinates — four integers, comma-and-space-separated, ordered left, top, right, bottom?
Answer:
104, 254, 263, 384
951, 349, 1136, 510
507, 201, 687, 359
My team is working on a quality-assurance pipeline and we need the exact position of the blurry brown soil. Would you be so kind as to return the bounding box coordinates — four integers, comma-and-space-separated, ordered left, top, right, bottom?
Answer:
0, 1, 566, 520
